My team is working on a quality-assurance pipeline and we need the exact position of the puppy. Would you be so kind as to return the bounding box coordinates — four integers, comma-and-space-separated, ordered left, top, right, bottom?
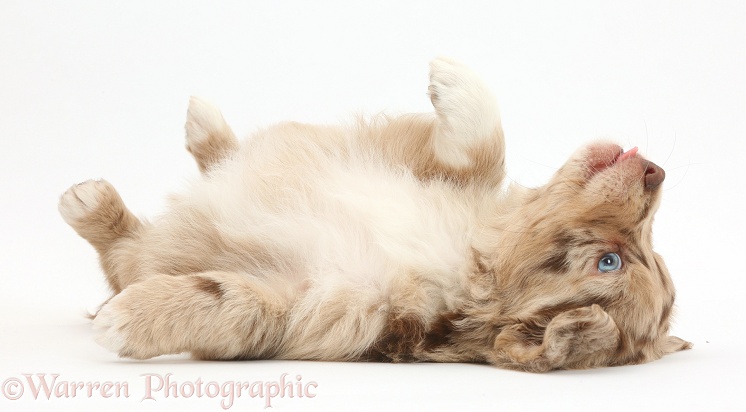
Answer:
59, 58, 690, 371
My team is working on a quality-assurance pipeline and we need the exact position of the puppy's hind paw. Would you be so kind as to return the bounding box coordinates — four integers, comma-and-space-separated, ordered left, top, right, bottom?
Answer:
58, 179, 114, 225
91, 286, 181, 360
91, 299, 128, 355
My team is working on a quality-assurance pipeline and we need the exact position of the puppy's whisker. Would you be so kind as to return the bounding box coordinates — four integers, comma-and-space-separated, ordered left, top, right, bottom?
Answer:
516, 156, 561, 170
662, 159, 693, 192
503, 173, 534, 190
661, 130, 677, 168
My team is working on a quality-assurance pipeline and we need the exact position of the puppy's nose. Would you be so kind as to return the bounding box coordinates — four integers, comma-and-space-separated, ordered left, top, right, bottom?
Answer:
644, 161, 665, 189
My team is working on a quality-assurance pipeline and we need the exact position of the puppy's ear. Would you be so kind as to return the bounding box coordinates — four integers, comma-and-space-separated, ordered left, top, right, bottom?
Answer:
662, 335, 692, 353
541, 304, 621, 369
491, 305, 620, 372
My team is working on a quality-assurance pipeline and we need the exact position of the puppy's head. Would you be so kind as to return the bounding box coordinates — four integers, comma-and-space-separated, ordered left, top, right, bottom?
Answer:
491, 142, 689, 369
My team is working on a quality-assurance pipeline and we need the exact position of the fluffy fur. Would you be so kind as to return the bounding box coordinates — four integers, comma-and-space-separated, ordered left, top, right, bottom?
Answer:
59, 58, 690, 371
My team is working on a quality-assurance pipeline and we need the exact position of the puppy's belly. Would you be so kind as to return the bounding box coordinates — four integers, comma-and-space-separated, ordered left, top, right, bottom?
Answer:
310, 166, 472, 281
265, 166, 474, 358
142, 160, 473, 317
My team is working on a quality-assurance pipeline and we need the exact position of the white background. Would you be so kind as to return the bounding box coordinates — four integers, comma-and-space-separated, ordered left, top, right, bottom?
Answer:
1, 1, 745, 410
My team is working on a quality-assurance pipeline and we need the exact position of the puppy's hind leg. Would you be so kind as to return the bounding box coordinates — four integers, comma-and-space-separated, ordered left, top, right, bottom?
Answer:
185, 97, 239, 173
59, 179, 142, 292
93, 271, 290, 360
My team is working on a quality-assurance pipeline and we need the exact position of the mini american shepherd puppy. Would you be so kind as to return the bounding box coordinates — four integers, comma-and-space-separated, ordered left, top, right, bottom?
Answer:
59, 58, 690, 372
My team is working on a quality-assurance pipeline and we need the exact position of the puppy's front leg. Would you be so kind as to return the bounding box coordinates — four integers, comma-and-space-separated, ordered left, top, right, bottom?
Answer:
371, 59, 504, 186
428, 57, 504, 172
93, 271, 289, 360
185, 97, 239, 173
491, 305, 621, 372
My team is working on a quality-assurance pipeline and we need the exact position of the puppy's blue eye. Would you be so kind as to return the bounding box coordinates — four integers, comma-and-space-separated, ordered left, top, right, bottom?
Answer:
598, 253, 622, 272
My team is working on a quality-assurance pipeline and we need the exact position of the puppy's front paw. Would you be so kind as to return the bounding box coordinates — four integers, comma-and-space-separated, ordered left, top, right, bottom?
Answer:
429, 57, 474, 108
427, 58, 501, 167
428, 57, 496, 116
185, 96, 237, 173
58, 179, 113, 225
185, 96, 225, 149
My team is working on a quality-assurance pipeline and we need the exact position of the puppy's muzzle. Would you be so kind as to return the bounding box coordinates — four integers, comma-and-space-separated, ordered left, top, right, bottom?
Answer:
644, 161, 665, 189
